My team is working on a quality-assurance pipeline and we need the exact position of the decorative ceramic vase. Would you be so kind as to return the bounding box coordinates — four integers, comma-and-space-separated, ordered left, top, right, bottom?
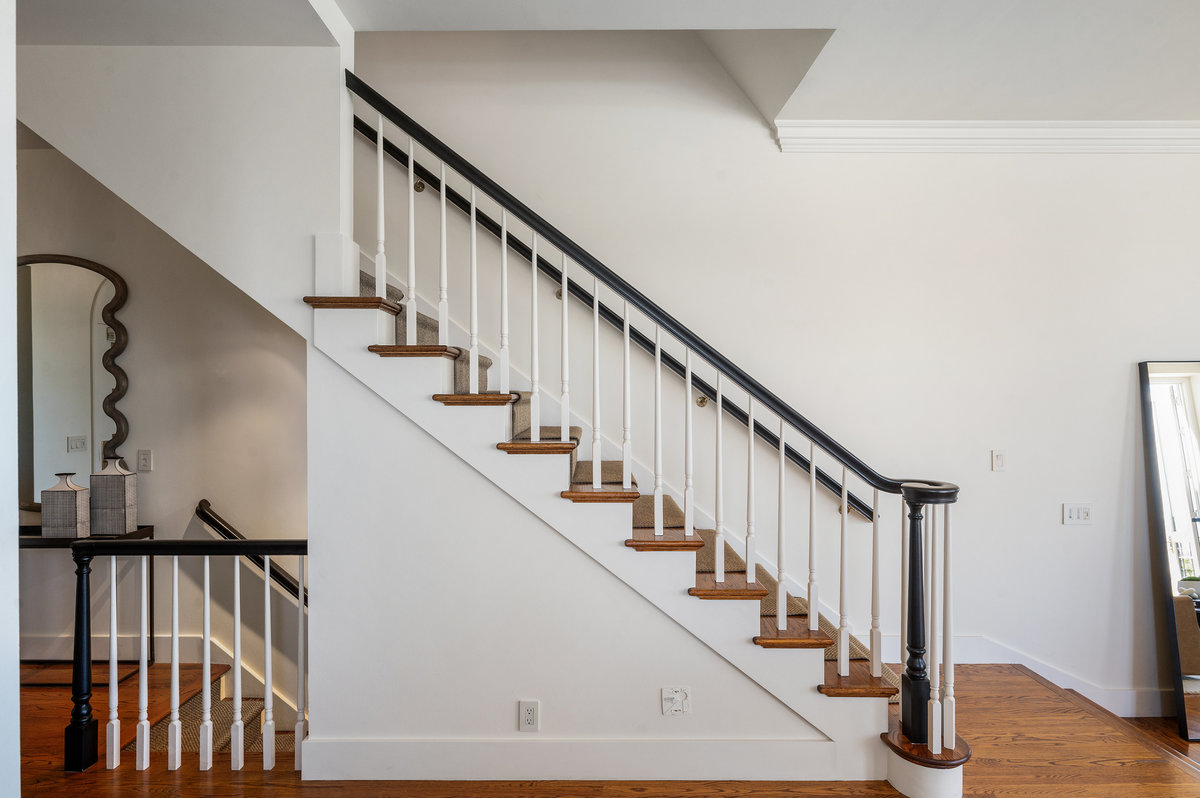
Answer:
41, 473, 90, 538
90, 456, 137, 536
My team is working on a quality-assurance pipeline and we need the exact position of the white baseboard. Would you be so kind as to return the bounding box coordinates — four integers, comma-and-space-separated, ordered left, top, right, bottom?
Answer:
301, 738, 848, 781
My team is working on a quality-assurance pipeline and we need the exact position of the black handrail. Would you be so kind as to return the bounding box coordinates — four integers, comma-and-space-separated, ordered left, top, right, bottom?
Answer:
195, 499, 307, 605
65, 534, 307, 771
353, 114, 874, 520
347, 70, 955, 505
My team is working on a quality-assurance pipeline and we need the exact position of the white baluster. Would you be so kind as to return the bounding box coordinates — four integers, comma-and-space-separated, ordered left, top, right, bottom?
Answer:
200, 555, 213, 771
374, 114, 386, 303
560, 257, 570, 442
592, 275, 602, 486
167, 556, 181, 770
529, 234, 540, 442
468, 186, 479, 393
928, 504, 943, 754
438, 163, 448, 346
295, 556, 307, 770
106, 555, 119, 769
683, 351, 694, 534
405, 136, 417, 346
231, 557, 243, 771
776, 420, 787, 630
653, 326, 664, 535
871, 488, 882, 678
263, 556, 276, 770
807, 442, 819, 632
943, 504, 956, 751
621, 300, 632, 490
499, 210, 510, 394
135, 555, 149, 770
901, 495, 909, 671
745, 398, 757, 583
715, 375, 725, 582
838, 466, 850, 677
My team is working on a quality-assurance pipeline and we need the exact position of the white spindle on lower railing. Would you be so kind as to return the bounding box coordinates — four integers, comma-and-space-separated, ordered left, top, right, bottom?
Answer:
928, 505, 943, 754
560, 258, 570, 442
900, 495, 909, 670
468, 187, 480, 393
374, 114, 387, 305
263, 556, 276, 770
715, 375, 725, 582
406, 137, 417, 346
499, 210, 508, 393
200, 555, 213, 771
529, 234, 540, 442
683, 351, 694, 534
943, 504, 956, 750
807, 442, 819, 632
745, 398, 757, 582
621, 300, 632, 490
168, 556, 181, 770
653, 326, 664, 535
295, 556, 307, 770
871, 488, 882, 678
135, 555, 149, 770
438, 163, 448, 346
838, 466, 850, 677
231, 558, 244, 771
106, 556, 119, 769
776, 419, 787, 628
592, 275, 602, 486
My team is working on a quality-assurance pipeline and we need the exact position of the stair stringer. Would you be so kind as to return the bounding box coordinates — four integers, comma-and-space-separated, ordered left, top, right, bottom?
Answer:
311, 308, 890, 781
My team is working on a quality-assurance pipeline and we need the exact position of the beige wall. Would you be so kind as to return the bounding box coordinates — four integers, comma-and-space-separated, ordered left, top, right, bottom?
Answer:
17, 147, 307, 652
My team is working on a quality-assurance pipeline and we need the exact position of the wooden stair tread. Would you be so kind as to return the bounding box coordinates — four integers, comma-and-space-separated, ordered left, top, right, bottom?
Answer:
369, 344, 461, 358
561, 483, 640, 502
688, 572, 768, 600
303, 296, 401, 315
881, 713, 971, 768
433, 393, 518, 406
752, 615, 832, 648
500, 426, 581, 453
632, 493, 685, 529
571, 460, 634, 486
819, 660, 899, 698
625, 527, 706, 551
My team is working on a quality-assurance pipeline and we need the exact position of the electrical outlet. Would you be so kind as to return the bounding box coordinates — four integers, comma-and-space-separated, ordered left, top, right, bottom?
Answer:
137, 449, 153, 472
661, 686, 691, 716
1063, 503, 1093, 525
990, 449, 1007, 472
67, 435, 88, 453
518, 700, 539, 732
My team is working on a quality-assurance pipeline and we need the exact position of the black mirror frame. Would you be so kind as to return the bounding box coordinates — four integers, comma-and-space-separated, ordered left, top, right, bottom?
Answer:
17, 254, 129, 460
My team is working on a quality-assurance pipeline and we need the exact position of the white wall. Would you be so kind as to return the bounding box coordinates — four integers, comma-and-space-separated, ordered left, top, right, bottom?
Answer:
0, 0, 20, 789
354, 30, 1200, 714
17, 149, 307, 670
16, 43, 344, 338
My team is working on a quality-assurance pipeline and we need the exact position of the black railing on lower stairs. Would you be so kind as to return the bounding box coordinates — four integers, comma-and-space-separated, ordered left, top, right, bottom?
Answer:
65, 535, 307, 772
196, 499, 307, 606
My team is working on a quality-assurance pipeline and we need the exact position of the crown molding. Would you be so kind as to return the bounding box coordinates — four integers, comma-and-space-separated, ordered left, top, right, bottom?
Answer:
775, 120, 1200, 153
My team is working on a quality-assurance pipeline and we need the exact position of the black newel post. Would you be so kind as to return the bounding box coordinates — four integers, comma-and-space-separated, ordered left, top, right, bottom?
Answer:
901, 498, 929, 744
64, 548, 98, 772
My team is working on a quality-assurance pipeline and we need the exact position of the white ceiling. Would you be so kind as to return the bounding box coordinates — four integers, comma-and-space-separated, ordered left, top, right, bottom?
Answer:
17, 0, 335, 46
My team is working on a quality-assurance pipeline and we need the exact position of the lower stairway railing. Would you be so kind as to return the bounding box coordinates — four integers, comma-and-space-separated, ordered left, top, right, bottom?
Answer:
64, 535, 308, 774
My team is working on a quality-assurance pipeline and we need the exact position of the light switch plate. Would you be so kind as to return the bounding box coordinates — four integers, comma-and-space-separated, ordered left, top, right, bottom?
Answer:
67, 435, 88, 453
991, 449, 1007, 472
137, 449, 154, 472
1063, 503, 1092, 525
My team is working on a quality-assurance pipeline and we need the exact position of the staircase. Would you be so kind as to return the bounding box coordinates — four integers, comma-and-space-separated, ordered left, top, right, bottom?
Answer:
299, 71, 970, 796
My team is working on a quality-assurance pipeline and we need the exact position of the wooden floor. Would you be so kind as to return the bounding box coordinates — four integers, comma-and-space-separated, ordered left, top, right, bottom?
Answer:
22, 664, 1200, 796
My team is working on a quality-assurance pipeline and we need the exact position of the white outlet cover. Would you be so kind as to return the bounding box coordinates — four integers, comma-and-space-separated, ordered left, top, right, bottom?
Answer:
661, 686, 691, 716
518, 699, 539, 732
1062, 503, 1093, 525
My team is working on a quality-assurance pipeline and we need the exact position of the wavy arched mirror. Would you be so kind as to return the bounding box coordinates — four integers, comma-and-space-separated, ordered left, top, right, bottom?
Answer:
1140, 361, 1200, 741
16, 255, 128, 525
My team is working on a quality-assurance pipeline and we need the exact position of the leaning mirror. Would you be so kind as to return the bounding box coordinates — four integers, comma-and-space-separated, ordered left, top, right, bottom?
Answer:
16, 255, 128, 528
1140, 361, 1200, 741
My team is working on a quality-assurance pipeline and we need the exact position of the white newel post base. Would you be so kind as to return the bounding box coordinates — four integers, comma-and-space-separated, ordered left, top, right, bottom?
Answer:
885, 752, 964, 798
313, 232, 360, 297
